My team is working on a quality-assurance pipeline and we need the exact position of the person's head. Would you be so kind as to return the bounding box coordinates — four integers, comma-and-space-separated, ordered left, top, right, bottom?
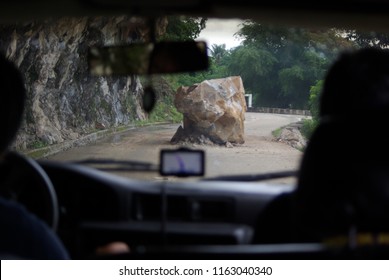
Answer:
0, 53, 26, 155
320, 47, 389, 119
295, 48, 389, 241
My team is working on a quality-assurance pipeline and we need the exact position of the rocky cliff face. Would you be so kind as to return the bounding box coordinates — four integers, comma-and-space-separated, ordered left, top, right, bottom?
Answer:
0, 17, 167, 150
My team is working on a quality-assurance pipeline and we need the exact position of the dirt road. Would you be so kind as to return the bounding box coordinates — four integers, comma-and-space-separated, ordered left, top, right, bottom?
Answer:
47, 113, 308, 184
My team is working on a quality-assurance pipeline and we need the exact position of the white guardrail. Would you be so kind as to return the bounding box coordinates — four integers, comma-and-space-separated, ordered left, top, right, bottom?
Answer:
247, 107, 311, 116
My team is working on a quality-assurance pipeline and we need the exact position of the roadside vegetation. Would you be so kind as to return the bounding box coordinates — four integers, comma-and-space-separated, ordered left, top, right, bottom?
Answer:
136, 95, 182, 126
272, 127, 283, 139
300, 80, 322, 139
159, 17, 389, 139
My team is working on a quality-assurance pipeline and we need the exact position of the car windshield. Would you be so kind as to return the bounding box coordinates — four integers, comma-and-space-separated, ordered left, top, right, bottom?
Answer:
0, 16, 376, 182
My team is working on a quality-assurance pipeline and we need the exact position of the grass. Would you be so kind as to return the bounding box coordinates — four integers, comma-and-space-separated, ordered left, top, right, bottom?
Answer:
115, 125, 132, 132
27, 149, 48, 159
273, 118, 318, 142
137, 96, 183, 126
29, 140, 47, 149
272, 127, 283, 138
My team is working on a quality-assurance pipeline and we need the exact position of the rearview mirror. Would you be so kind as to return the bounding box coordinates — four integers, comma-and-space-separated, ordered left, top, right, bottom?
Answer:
88, 41, 209, 75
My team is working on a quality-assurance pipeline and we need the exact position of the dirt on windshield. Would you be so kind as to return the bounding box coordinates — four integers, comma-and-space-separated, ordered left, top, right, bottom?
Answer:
46, 112, 308, 184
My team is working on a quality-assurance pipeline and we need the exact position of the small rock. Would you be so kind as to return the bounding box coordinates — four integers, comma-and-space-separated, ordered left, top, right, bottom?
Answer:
95, 122, 106, 130
276, 123, 307, 150
226, 142, 234, 148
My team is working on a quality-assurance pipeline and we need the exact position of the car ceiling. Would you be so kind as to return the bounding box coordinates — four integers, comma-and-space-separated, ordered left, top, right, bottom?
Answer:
1, 1, 389, 31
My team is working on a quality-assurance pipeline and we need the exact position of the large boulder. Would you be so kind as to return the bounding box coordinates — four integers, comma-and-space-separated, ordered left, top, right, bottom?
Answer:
172, 76, 246, 145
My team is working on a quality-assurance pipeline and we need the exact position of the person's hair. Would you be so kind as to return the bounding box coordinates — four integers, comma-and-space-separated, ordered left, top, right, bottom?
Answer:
0, 53, 26, 153
320, 47, 389, 119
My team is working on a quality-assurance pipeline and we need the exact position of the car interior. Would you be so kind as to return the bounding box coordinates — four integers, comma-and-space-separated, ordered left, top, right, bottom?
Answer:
2, 0, 389, 260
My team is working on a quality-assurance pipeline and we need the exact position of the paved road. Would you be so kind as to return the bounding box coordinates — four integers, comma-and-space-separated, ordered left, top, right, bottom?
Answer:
47, 113, 308, 184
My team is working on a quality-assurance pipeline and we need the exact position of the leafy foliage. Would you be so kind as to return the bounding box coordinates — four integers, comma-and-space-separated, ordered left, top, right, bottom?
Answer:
209, 44, 229, 64
344, 30, 389, 48
301, 118, 319, 140
300, 79, 323, 139
308, 79, 324, 121
160, 19, 389, 122
137, 94, 182, 125
161, 16, 207, 41
227, 21, 356, 109
163, 44, 232, 90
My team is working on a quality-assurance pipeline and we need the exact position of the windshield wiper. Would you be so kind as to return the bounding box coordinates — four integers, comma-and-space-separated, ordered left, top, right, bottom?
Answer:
73, 159, 297, 179
202, 170, 298, 182
73, 159, 159, 172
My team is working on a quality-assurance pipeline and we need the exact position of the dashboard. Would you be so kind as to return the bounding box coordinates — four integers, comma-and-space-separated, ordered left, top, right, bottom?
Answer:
39, 160, 294, 258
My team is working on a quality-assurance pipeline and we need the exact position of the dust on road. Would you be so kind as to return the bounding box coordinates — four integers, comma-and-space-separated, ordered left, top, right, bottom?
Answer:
46, 113, 308, 184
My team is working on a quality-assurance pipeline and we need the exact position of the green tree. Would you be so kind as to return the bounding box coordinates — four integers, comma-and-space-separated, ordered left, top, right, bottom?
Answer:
226, 45, 278, 106
308, 79, 324, 120
300, 79, 323, 139
344, 30, 389, 48
164, 43, 232, 91
161, 16, 207, 41
231, 21, 354, 108
209, 44, 229, 65
163, 20, 361, 113
158, 16, 209, 95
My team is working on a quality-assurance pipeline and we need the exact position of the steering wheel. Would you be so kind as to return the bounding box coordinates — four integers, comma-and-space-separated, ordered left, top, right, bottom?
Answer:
0, 151, 59, 231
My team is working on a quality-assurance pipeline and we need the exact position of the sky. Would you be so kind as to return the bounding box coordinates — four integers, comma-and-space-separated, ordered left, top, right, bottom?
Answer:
196, 18, 244, 50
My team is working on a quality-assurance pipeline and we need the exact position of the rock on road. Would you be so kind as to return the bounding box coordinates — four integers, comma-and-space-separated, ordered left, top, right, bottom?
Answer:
47, 113, 308, 184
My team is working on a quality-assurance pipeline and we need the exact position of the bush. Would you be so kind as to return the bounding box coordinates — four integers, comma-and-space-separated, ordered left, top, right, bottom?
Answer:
300, 118, 318, 140
137, 94, 182, 125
